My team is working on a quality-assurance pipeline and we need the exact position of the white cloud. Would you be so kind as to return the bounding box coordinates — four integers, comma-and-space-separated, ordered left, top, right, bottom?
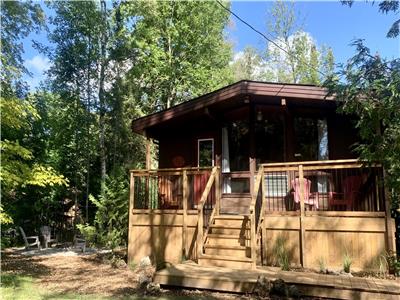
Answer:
25, 55, 50, 74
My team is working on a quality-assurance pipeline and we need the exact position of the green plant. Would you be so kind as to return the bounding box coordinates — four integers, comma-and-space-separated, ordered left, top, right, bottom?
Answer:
76, 224, 97, 246
317, 257, 326, 273
386, 251, 400, 277
128, 261, 137, 271
343, 252, 352, 273
274, 236, 290, 271
376, 254, 389, 277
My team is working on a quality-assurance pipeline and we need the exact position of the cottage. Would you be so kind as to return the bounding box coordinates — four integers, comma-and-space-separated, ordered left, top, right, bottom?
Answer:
128, 80, 395, 273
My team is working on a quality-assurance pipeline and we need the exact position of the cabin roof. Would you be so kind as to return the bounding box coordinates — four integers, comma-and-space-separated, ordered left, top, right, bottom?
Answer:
131, 80, 335, 136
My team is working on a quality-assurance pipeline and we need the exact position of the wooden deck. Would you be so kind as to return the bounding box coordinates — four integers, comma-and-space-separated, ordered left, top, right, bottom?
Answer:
154, 261, 400, 299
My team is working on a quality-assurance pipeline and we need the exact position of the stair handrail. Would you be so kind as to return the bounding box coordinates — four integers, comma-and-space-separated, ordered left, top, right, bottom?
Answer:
197, 166, 218, 259
249, 165, 265, 269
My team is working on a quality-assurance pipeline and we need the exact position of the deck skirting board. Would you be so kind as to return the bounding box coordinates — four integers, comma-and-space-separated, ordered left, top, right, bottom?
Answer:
154, 262, 400, 300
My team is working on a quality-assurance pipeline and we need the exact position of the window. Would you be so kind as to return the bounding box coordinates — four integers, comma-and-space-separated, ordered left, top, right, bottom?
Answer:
294, 117, 329, 161
198, 139, 214, 167
265, 173, 288, 197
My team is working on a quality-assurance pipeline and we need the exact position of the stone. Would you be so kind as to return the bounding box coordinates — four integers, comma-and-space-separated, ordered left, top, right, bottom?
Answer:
253, 276, 271, 297
146, 282, 160, 295
139, 256, 152, 268
271, 279, 287, 296
138, 273, 151, 288
287, 284, 301, 298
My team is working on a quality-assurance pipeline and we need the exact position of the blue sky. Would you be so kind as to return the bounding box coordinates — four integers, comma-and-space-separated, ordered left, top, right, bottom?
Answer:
23, 1, 399, 89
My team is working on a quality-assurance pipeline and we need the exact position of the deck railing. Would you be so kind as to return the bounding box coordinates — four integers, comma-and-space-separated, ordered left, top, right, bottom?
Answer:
260, 159, 385, 213
249, 166, 265, 269
197, 166, 220, 258
130, 167, 213, 210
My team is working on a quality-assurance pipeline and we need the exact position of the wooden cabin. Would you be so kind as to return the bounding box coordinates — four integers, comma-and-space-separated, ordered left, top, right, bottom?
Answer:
129, 80, 396, 272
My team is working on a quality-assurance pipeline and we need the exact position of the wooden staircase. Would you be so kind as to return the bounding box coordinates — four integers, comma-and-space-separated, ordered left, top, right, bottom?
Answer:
198, 215, 253, 269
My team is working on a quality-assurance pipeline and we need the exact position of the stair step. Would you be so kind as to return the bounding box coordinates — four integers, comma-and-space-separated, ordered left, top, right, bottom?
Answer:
213, 215, 250, 226
209, 225, 249, 235
198, 254, 253, 269
207, 234, 249, 239
206, 234, 250, 247
204, 244, 250, 257
214, 215, 248, 220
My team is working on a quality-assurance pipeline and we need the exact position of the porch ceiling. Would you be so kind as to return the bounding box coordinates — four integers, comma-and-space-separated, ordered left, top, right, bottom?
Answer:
132, 80, 336, 138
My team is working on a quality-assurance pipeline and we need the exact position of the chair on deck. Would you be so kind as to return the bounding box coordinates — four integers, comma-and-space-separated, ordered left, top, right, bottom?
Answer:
291, 178, 319, 210
40, 226, 57, 248
328, 175, 363, 211
19, 227, 40, 250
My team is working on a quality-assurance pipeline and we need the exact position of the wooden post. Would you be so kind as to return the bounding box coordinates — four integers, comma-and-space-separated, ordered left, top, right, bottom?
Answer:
215, 167, 220, 215
383, 169, 395, 253
250, 207, 257, 269
299, 164, 306, 267
261, 166, 267, 266
127, 172, 135, 263
197, 207, 203, 263
182, 170, 188, 259
146, 138, 151, 169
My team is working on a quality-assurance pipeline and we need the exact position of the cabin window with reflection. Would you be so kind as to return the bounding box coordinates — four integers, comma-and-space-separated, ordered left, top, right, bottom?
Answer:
198, 139, 214, 167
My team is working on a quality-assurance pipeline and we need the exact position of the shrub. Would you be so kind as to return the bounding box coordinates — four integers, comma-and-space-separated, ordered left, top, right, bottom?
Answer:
317, 257, 326, 273
343, 252, 352, 273
76, 224, 97, 246
386, 251, 400, 277
274, 236, 290, 271
90, 168, 129, 249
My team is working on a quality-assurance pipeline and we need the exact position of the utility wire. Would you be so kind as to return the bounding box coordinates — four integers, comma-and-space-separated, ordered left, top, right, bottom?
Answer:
215, 0, 327, 79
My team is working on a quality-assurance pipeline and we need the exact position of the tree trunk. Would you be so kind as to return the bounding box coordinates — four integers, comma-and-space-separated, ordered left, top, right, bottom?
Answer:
99, 0, 108, 189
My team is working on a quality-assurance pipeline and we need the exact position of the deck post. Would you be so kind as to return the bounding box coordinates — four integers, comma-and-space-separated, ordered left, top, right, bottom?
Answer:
299, 164, 306, 267
261, 166, 267, 265
127, 172, 135, 263
383, 169, 395, 253
250, 208, 257, 269
182, 170, 188, 260
197, 207, 203, 263
215, 167, 220, 215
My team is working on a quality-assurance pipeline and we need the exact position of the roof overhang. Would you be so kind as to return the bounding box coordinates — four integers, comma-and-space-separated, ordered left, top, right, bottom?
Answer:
131, 80, 336, 137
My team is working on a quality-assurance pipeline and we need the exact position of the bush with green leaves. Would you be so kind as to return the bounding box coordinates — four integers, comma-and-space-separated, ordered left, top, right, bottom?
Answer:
76, 224, 97, 246
90, 168, 129, 249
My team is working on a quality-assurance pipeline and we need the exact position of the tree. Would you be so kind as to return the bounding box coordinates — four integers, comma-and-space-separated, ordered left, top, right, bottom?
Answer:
230, 46, 265, 81
0, 1, 66, 226
263, 0, 334, 84
342, 0, 399, 38
121, 0, 233, 111
325, 39, 400, 252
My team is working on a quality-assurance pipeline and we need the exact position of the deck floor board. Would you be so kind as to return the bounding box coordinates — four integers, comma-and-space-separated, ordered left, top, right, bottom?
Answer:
154, 261, 400, 299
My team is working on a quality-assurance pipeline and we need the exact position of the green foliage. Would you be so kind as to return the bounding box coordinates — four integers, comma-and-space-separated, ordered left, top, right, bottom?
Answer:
386, 251, 400, 276
343, 252, 352, 273
230, 46, 264, 81
325, 40, 400, 220
273, 236, 290, 271
90, 169, 129, 248
121, 0, 233, 111
263, 0, 335, 84
317, 257, 326, 273
76, 224, 97, 246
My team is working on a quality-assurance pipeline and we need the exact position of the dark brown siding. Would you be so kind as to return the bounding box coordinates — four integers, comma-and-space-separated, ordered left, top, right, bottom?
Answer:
328, 115, 359, 159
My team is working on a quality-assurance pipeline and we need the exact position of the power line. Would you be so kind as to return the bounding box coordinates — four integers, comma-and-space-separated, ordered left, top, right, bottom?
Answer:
215, 0, 327, 79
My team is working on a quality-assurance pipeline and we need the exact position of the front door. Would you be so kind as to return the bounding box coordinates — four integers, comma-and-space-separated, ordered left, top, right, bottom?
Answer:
194, 139, 214, 206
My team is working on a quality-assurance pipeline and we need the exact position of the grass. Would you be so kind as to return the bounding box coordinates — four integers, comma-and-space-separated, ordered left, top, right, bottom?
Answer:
0, 274, 216, 300
1, 274, 110, 300
343, 252, 352, 273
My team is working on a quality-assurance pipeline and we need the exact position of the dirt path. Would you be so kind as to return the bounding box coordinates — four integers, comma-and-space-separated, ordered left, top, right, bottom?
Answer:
1, 249, 252, 299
